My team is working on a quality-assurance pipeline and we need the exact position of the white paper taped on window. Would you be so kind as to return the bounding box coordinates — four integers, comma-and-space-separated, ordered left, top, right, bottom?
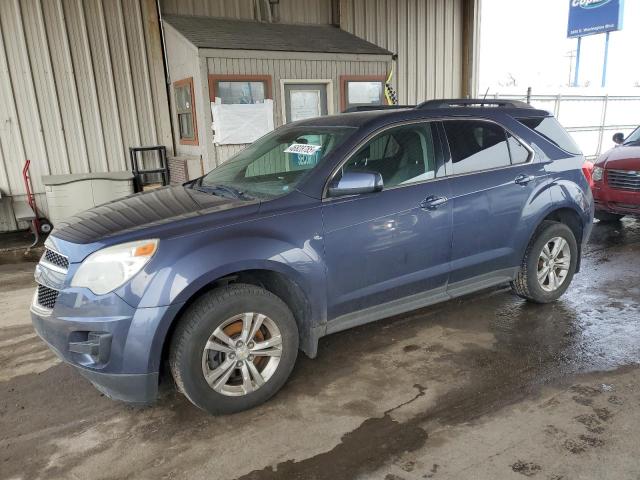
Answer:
211, 99, 274, 145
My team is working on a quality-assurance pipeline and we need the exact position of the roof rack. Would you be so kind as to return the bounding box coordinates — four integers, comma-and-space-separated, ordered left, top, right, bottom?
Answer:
342, 105, 414, 113
415, 98, 533, 109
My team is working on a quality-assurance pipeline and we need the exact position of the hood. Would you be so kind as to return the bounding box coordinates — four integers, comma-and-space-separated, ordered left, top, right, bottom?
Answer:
50, 185, 259, 245
596, 145, 640, 170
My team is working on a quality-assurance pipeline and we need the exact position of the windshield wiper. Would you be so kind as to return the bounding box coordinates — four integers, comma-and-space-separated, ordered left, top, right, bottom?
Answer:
193, 183, 253, 200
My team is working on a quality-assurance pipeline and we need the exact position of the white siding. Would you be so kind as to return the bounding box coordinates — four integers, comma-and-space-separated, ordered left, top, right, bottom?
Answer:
0, 0, 171, 230
340, 0, 465, 103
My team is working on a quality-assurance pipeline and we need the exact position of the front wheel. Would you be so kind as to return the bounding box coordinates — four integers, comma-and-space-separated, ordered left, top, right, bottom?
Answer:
511, 221, 578, 304
169, 284, 298, 414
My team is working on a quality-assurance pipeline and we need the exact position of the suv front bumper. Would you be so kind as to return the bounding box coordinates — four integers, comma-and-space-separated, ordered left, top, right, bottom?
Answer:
30, 289, 182, 404
592, 184, 640, 216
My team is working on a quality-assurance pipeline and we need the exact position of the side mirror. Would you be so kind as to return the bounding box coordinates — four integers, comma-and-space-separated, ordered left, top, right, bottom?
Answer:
328, 171, 383, 197
612, 132, 625, 145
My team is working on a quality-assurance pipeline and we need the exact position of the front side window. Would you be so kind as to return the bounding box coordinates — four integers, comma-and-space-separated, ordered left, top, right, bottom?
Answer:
622, 127, 640, 146
443, 121, 512, 175
197, 126, 355, 199
341, 76, 385, 111
339, 123, 437, 188
210, 76, 270, 104
174, 77, 197, 145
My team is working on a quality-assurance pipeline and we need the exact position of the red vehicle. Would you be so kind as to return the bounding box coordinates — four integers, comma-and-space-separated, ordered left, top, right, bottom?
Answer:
589, 128, 640, 222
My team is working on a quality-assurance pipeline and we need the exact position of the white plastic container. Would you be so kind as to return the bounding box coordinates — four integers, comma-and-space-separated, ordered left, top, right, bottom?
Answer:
42, 172, 134, 226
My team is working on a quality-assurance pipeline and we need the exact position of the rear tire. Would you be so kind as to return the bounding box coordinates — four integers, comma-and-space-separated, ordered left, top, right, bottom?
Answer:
595, 211, 624, 222
511, 221, 578, 304
169, 284, 298, 415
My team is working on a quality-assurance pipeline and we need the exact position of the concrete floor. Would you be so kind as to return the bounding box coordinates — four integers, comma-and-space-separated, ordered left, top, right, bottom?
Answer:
1, 219, 639, 480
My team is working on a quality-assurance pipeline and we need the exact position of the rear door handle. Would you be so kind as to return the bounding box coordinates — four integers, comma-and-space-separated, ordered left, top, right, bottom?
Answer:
420, 195, 448, 210
515, 174, 535, 186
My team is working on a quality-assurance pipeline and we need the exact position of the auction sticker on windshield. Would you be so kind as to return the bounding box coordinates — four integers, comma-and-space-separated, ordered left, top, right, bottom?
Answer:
284, 143, 322, 155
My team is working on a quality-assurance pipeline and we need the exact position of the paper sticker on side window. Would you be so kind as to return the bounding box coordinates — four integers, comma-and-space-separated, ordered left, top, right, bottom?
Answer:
284, 143, 322, 155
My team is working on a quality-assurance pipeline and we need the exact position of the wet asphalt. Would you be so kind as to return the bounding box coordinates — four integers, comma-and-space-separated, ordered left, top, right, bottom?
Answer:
1, 218, 639, 480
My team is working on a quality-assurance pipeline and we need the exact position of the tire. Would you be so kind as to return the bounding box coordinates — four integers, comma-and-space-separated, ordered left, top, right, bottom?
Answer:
511, 221, 578, 304
169, 284, 298, 415
39, 219, 52, 234
595, 211, 624, 223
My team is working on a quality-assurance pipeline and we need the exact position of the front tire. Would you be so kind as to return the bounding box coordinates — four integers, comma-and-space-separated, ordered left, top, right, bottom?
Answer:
511, 221, 578, 304
169, 284, 298, 414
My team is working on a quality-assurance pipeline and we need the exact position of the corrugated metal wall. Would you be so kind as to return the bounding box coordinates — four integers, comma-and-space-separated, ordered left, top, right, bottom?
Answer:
0, 0, 171, 230
340, 0, 464, 103
160, 0, 333, 24
206, 54, 390, 166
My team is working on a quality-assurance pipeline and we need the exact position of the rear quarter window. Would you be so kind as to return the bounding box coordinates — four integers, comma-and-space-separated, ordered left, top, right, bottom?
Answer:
517, 117, 581, 155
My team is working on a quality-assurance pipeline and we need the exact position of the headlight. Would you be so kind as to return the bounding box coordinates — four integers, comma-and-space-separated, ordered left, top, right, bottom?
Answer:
592, 167, 604, 182
71, 239, 158, 295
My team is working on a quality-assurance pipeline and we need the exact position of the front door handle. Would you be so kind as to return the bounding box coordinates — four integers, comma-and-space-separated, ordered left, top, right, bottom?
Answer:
420, 195, 448, 210
515, 174, 535, 186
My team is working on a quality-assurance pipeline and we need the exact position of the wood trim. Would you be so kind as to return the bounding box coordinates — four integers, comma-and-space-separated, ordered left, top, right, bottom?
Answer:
207, 74, 273, 103
173, 77, 199, 146
339, 75, 387, 112
279, 79, 334, 123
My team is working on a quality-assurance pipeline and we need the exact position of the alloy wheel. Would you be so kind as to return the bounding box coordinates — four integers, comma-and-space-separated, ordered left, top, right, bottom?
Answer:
201, 313, 282, 396
537, 236, 571, 292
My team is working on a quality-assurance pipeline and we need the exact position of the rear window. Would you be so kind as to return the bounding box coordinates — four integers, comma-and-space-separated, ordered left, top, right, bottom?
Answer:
517, 117, 581, 155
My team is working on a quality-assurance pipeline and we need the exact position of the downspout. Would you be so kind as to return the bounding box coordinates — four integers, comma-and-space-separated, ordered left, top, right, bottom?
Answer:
155, 0, 176, 155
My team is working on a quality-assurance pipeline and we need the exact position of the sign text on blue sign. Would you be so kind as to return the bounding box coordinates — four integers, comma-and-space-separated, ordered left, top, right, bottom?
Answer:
567, 0, 624, 38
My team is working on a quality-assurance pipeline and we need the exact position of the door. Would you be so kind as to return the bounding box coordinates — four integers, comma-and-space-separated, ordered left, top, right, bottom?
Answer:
441, 119, 540, 289
322, 122, 452, 328
284, 83, 328, 123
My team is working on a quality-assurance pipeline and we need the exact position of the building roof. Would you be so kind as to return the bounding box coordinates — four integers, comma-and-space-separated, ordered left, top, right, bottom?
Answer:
163, 15, 393, 56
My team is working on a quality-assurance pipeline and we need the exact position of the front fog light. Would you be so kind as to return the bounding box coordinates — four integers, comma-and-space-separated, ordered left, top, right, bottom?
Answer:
71, 239, 158, 295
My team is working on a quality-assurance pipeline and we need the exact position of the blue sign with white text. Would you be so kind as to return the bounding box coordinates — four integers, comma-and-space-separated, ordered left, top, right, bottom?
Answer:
567, 0, 624, 38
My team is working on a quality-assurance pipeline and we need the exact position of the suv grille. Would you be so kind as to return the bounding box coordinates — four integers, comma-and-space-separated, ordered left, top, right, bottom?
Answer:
43, 248, 69, 270
37, 284, 60, 310
607, 169, 640, 191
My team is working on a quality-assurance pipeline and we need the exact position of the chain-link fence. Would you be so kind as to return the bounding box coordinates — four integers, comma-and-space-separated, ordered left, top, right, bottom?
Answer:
496, 93, 640, 159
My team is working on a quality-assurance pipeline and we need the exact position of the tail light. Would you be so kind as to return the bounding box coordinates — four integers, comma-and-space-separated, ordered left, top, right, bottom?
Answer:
582, 160, 594, 188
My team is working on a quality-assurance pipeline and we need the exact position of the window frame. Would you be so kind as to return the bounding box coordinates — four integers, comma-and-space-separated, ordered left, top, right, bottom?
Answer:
322, 119, 445, 200
208, 74, 273, 104
340, 75, 387, 112
439, 118, 534, 178
174, 77, 198, 146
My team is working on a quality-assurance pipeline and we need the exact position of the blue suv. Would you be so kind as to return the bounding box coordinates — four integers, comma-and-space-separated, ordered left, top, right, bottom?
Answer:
31, 99, 593, 414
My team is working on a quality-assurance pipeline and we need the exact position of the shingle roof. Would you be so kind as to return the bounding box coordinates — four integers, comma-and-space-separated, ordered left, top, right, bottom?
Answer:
163, 15, 392, 56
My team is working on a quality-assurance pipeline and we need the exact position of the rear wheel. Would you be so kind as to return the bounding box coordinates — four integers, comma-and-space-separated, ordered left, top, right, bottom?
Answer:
169, 284, 298, 414
511, 221, 578, 303
595, 211, 624, 222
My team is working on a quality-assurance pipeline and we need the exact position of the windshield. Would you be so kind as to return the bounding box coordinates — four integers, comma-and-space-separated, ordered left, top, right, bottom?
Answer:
197, 126, 356, 199
623, 127, 640, 145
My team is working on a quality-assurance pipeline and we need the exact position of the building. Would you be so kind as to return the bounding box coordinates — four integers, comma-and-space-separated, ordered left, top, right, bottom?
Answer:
0, 0, 480, 232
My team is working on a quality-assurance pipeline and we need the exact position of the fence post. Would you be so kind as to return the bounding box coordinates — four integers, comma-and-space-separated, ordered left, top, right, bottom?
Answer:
554, 94, 562, 118
597, 94, 609, 156
526, 87, 532, 104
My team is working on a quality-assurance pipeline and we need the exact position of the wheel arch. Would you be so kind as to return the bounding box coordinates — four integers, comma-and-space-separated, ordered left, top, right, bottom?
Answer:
529, 206, 586, 272
159, 266, 319, 380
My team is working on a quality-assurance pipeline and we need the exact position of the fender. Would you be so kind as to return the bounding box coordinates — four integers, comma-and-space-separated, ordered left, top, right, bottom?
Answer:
114, 202, 328, 354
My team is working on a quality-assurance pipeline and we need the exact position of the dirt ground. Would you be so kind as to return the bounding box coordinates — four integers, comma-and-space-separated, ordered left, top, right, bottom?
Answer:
1, 218, 639, 480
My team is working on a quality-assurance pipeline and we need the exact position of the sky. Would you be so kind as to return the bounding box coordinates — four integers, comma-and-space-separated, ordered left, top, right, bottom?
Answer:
479, 0, 640, 94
